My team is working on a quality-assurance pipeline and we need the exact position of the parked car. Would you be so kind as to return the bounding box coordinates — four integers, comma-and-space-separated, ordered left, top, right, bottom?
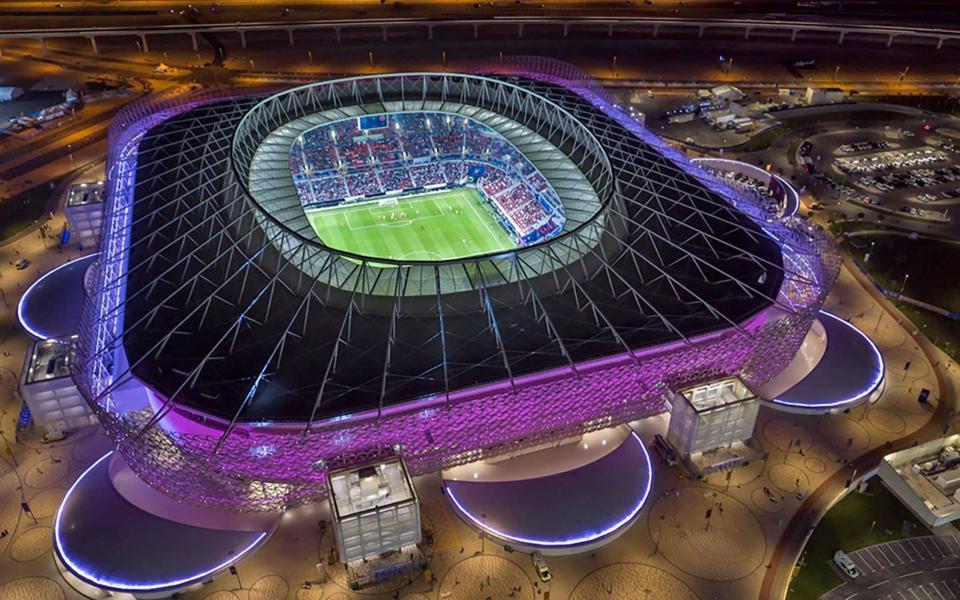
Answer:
41, 429, 68, 444
834, 551, 860, 579
532, 552, 552, 582
14, 258, 29, 270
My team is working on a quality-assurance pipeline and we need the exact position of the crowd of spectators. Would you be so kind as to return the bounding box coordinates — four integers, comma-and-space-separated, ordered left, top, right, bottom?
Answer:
289, 111, 565, 239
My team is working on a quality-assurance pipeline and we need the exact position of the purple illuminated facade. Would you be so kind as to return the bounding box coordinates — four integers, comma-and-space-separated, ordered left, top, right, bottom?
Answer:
74, 63, 839, 512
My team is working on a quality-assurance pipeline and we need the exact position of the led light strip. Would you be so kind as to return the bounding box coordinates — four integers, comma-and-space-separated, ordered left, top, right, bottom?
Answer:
17, 253, 99, 340
54, 451, 268, 592
445, 431, 653, 547
771, 310, 886, 409
689, 157, 800, 219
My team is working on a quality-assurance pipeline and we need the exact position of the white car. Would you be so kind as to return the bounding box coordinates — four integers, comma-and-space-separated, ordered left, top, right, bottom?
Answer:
532, 552, 552, 582
41, 429, 68, 444
834, 551, 860, 579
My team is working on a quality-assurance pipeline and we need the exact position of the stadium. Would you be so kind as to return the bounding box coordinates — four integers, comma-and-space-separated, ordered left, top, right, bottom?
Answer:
55, 61, 843, 587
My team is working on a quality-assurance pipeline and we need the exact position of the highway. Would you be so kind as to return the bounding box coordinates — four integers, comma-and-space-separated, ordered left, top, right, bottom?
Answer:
0, 0, 958, 31
2, 14, 959, 49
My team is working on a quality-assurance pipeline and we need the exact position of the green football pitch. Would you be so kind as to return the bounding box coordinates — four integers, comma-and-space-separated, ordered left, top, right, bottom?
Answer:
304, 188, 518, 261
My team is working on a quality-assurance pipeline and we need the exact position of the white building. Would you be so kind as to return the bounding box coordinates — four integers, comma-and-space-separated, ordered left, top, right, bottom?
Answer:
65, 181, 105, 249
666, 377, 760, 459
710, 84, 745, 103
880, 435, 960, 527
18, 337, 97, 434
328, 457, 421, 564
804, 87, 845, 106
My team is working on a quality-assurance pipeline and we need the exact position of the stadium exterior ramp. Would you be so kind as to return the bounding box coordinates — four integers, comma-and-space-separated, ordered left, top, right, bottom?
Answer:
74, 63, 840, 514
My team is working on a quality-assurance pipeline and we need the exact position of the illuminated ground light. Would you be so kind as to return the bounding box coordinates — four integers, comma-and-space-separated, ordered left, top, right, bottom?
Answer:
445, 431, 654, 548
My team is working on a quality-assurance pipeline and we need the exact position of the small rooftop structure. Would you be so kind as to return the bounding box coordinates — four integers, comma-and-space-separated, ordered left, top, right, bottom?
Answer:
24, 336, 75, 384
680, 377, 756, 413
66, 181, 105, 208
327, 456, 420, 564
710, 84, 744, 102
880, 434, 960, 527
805, 87, 845, 106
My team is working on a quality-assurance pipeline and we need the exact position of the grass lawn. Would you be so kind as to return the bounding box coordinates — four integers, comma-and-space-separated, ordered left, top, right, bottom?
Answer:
0, 177, 65, 241
788, 477, 931, 600
305, 187, 517, 262
844, 233, 960, 361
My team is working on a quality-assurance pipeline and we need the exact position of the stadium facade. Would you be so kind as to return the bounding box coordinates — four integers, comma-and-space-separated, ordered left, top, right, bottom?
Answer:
74, 59, 840, 512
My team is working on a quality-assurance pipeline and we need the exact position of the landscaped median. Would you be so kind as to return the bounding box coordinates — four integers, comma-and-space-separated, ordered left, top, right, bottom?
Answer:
842, 231, 960, 362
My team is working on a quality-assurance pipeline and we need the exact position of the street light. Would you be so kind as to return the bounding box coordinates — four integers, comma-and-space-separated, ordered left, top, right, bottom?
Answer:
864, 240, 875, 263
479, 512, 487, 554
898, 273, 910, 297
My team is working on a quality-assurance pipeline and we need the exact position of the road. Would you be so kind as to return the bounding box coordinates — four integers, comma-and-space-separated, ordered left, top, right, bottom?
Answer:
1, 0, 960, 31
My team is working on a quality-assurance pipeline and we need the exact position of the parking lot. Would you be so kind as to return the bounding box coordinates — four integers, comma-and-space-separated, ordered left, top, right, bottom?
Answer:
849, 536, 960, 575
822, 536, 960, 600
799, 124, 960, 226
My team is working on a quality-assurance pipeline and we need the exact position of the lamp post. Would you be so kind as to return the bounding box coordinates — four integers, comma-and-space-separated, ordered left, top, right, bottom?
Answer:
479, 513, 487, 554
898, 273, 910, 298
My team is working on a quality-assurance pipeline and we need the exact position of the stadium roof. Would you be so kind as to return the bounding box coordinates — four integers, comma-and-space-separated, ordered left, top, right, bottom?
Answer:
112, 73, 789, 430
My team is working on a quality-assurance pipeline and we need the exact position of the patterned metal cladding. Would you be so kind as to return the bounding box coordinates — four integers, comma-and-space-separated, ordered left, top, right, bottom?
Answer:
74, 67, 839, 512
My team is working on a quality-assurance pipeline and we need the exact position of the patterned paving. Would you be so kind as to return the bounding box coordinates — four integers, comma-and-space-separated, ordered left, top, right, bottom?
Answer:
23, 457, 69, 488
249, 575, 289, 600
649, 487, 766, 581
570, 563, 700, 600
437, 555, 534, 600
0, 576, 65, 600
9, 526, 52, 562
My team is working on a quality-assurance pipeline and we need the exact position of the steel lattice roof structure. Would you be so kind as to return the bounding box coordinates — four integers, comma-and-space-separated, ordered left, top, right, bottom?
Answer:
74, 62, 839, 510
